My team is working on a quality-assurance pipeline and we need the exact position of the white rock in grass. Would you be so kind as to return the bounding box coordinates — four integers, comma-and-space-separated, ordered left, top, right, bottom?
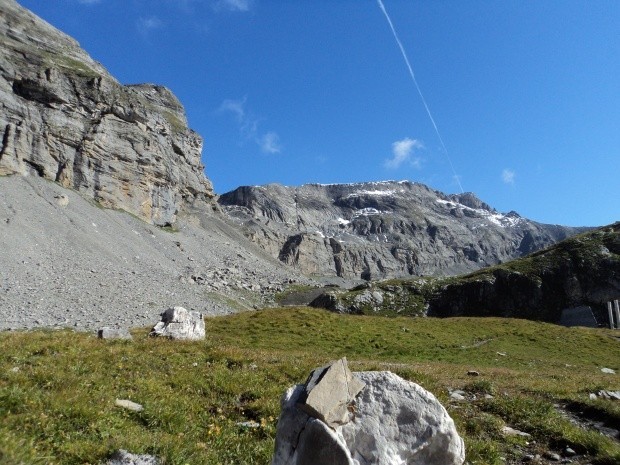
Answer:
149, 306, 205, 340
501, 426, 531, 437
98, 327, 132, 340
104, 449, 160, 465
115, 399, 144, 412
272, 369, 465, 465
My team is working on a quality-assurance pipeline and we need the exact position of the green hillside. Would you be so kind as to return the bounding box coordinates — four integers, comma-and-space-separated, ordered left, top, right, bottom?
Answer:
309, 222, 620, 323
1, 308, 619, 464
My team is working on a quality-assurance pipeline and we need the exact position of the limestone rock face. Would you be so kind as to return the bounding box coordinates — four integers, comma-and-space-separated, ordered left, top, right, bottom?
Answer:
150, 306, 205, 340
272, 369, 465, 465
219, 182, 588, 280
0, 0, 214, 225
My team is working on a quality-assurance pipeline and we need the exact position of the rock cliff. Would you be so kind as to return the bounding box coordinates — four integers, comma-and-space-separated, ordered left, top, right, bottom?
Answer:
309, 223, 620, 324
427, 222, 620, 322
219, 181, 589, 280
0, 0, 213, 225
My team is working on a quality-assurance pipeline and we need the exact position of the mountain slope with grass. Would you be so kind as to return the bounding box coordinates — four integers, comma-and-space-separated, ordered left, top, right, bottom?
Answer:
308, 222, 620, 323
428, 222, 620, 322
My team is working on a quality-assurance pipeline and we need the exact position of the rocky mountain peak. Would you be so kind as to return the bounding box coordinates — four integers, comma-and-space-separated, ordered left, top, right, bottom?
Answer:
448, 192, 495, 213
220, 180, 589, 281
0, 0, 214, 226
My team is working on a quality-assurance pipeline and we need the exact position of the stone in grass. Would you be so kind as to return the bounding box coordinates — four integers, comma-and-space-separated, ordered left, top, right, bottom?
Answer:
149, 306, 205, 340
543, 451, 561, 461
236, 421, 261, 428
272, 368, 465, 465
501, 425, 531, 438
104, 449, 160, 465
450, 390, 467, 401
115, 399, 144, 412
98, 327, 133, 340
594, 390, 620, 400
564, 447, 577, 457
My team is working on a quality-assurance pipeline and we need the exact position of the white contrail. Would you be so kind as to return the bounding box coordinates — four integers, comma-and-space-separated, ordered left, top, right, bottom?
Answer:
376, 0, 464, 193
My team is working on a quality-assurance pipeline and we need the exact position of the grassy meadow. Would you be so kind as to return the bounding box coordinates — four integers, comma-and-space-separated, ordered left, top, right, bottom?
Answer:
0, 307, 619, 464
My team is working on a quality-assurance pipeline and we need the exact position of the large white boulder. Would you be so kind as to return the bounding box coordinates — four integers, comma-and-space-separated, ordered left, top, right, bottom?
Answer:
272, 369, 465, 465
149, 306, 205, 340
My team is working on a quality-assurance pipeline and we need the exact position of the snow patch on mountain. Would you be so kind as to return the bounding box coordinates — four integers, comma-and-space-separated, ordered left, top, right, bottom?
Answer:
436, 199, 523, 228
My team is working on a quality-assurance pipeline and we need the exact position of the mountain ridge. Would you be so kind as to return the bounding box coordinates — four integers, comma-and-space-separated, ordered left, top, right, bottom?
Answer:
219, 180, 590, 281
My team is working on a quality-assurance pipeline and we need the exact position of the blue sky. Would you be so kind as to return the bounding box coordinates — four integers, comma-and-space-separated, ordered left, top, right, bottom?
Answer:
19, 0, 619, 227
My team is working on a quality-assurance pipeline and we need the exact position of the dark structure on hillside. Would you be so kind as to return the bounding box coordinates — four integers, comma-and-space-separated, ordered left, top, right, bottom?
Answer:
559, 306, 598, 328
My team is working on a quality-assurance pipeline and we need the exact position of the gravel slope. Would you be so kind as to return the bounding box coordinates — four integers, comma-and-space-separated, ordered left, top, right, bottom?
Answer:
0, 175, 311, 331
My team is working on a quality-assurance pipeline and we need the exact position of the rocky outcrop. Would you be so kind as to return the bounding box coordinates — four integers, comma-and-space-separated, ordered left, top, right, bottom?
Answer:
150, 307, 205, 340
310, 223, 620, 323
272, 360, 465, 465
219, 181, 588, 280
427, 222, 620, 323
0, 0, 213, 226
97, 327, 133, 340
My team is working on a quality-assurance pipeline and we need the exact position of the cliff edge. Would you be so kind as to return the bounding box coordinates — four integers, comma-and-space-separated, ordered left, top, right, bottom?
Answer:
0, 0, 214, 226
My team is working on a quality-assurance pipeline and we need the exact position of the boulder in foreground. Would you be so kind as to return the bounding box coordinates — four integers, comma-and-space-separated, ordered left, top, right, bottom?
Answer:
272, 360, 465, 465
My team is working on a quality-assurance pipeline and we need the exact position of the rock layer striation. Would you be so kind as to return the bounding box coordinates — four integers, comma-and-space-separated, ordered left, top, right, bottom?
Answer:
0, 0, 213, 225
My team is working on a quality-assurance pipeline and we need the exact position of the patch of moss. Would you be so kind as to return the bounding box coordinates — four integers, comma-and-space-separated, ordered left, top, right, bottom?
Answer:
43, 52, 100, 79
162, 110, 186, 134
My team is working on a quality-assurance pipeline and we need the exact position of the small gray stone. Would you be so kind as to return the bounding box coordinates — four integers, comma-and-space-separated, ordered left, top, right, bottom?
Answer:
544, 451, 561, 461
297, 358, 365, 429
54, 194, 69, 207
104, 449, 160, 465
501, 426, 531, 437
115, 399, 144, 412
236, 421, 260, 428
564, 447, 576, 457
595, 390, 620, 400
